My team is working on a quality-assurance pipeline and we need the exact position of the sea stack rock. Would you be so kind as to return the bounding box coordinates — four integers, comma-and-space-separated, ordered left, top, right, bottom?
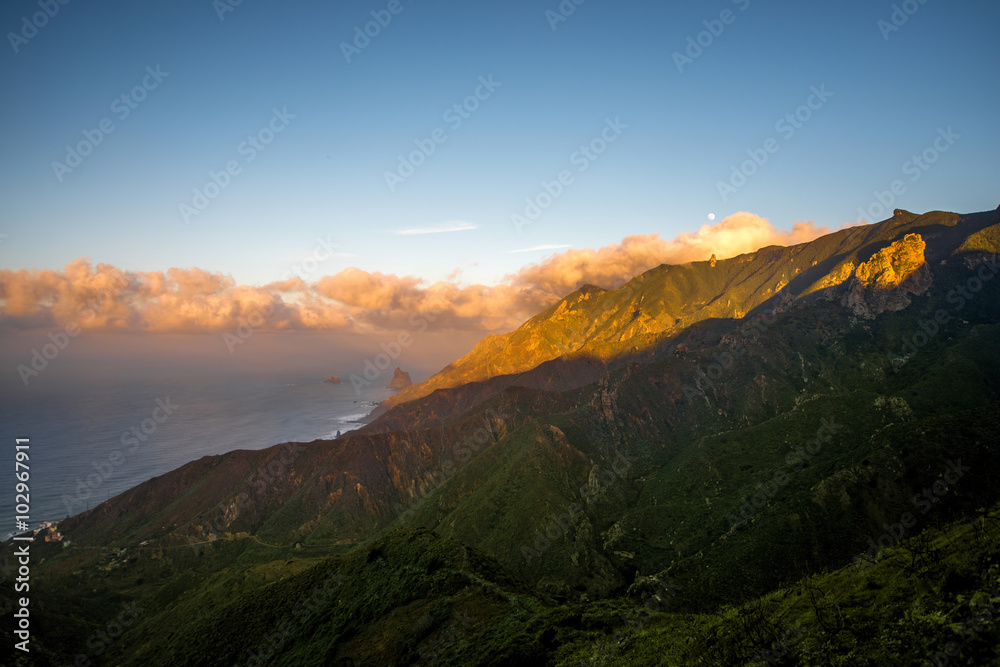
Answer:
325, 375, 341, 384
389, 367, 412, 389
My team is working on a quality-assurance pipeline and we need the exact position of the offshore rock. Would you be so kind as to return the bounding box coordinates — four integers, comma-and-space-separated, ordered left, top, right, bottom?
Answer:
389, 367, 413, 388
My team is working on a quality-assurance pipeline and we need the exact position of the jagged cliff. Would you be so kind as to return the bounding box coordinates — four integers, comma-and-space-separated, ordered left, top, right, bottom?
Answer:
16, 207, 1000, 667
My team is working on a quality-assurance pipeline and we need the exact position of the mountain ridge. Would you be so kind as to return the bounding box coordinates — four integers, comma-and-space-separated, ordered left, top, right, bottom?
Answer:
50, 208, 1000, 558
7, 205, 1000, 666
375, 209, 993, 420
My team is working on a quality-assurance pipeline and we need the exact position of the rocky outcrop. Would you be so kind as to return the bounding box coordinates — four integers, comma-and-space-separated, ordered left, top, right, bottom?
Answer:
842, 233, 931, 318
592, 374, 619, 422
388, 367, 412, 389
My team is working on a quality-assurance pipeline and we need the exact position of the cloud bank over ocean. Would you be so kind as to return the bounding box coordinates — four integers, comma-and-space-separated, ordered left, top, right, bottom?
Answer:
0, 213, 832, 334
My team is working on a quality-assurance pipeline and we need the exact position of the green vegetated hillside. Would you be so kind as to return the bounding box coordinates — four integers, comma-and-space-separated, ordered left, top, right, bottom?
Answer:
381, 208, 985, 409
10, 502, 1000, 666
4, 207, 1000, 666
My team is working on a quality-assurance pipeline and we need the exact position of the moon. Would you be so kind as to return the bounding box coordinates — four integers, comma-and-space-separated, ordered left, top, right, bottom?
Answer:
708, 213, 716, 221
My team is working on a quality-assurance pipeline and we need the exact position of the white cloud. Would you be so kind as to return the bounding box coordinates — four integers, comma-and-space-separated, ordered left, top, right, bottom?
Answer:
395, 221, 478, 235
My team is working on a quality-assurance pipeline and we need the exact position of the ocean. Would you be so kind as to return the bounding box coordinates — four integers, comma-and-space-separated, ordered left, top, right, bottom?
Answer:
2, 374, 395, 536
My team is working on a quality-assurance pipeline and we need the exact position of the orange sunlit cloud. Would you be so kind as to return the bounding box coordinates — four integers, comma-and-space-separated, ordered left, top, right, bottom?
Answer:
0, 213, 833, 334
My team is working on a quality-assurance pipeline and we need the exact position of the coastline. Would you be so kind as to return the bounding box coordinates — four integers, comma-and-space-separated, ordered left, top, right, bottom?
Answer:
2, 377, 398, 538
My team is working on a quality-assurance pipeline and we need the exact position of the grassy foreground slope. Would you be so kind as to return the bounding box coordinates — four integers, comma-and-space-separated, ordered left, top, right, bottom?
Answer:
11, 502, 1000, 666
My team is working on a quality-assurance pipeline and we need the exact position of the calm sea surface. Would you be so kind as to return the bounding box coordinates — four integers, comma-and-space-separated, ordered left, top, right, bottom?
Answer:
1, 374, 394, 536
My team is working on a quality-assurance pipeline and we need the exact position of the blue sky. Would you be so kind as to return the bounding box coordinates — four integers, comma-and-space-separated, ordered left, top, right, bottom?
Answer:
1, 0, 997, 287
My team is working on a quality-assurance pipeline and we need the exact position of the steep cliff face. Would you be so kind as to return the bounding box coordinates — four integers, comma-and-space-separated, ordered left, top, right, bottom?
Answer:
842, 233, 932, 318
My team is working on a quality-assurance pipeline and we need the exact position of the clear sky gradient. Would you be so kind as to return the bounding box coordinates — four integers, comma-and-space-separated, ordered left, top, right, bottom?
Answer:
1, 0, 998, 288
